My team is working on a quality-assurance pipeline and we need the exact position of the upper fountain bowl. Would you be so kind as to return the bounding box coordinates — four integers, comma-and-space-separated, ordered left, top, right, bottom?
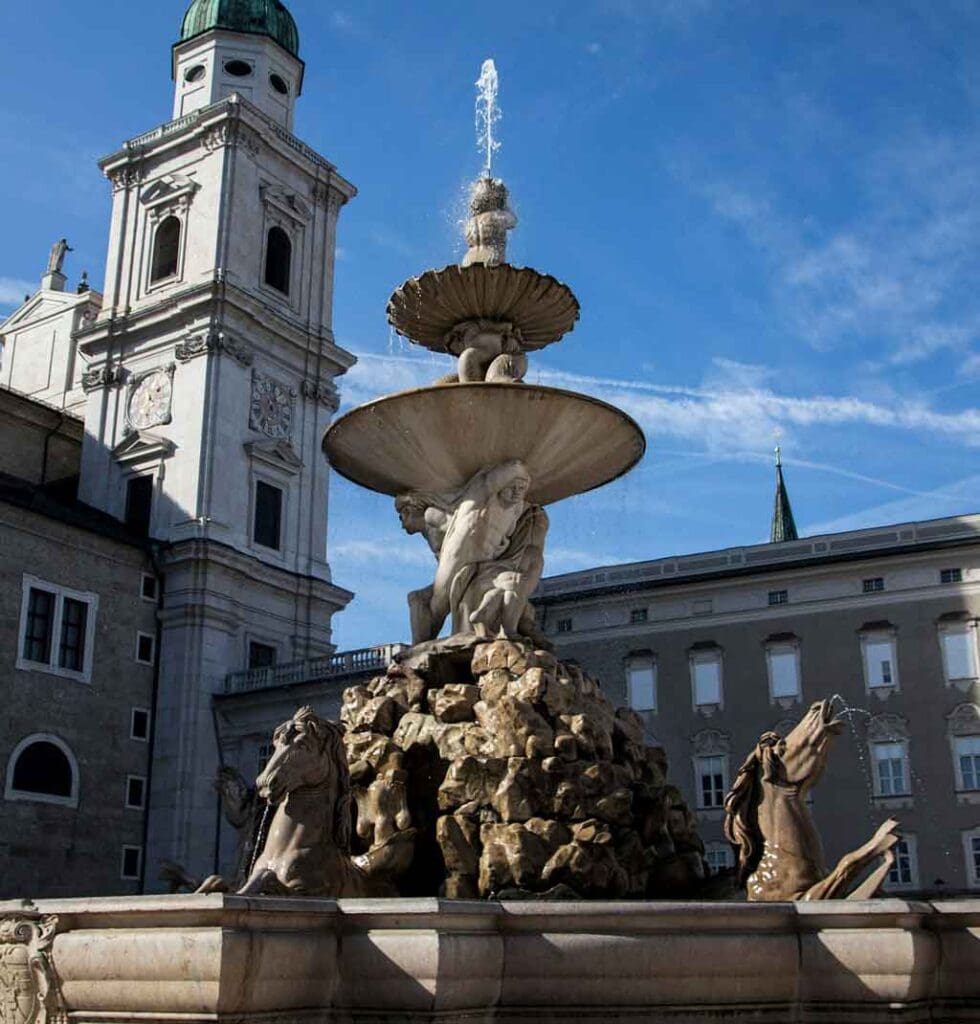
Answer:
386, 263, 581, 352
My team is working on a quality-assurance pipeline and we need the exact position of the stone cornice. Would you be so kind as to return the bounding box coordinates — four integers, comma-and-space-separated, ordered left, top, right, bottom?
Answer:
76, 280, 356, 376
160, 536, 354, 607
99, 97, 356, 207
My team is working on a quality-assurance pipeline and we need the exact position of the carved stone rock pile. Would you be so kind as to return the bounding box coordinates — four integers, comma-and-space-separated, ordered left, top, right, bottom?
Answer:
341, 638, 707, 899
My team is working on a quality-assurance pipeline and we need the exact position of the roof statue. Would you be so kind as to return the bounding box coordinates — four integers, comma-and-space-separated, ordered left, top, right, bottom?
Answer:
770, 445, 799, 543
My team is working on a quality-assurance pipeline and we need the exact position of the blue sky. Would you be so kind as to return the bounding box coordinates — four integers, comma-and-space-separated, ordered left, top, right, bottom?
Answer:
2, 1, 979, 649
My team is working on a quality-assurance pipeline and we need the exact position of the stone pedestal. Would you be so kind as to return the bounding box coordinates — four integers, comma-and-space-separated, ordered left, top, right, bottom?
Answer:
2, 896, 978, 1023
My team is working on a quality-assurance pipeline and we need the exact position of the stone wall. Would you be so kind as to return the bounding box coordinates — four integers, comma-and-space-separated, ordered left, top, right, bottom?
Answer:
0, 501, 156, 898
541, 546, 980, 894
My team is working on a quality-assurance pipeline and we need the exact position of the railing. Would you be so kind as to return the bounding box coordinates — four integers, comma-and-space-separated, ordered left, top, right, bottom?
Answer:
223, 644, 408, 694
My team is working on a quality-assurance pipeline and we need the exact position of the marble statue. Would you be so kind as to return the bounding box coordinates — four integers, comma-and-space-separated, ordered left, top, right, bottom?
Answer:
442, 319, 528, 383
461, 176, 516, 268
401, 460, 548, 644
724, 700, 900, 901
197, 706, 414, 897
45, 239, 72, 276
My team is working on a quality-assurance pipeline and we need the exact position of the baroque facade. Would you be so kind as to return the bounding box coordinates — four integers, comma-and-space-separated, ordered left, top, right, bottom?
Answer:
534, 509, 980, 896
0, 0, 357, 893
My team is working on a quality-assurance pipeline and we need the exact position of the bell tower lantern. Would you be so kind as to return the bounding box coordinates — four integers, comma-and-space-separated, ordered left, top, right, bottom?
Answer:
173, 0, 304, 131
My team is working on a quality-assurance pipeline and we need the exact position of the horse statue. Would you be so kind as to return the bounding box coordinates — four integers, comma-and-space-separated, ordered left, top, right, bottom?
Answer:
198, 706, 414, 897
724, 699, 900, 901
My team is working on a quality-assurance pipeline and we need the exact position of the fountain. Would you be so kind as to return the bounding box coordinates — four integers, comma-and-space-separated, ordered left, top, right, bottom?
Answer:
3, 62, 980, 1024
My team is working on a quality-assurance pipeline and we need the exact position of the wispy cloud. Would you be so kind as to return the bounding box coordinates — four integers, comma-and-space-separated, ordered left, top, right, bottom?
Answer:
697, 125, 980, 366
332, 537, 433, 568
0, 277, 34, 307
803, 474, 980, 537
343, 352, 980, 454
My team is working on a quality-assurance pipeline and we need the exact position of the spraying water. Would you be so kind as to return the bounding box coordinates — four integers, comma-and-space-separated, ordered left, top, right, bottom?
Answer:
475, 58, 501, 175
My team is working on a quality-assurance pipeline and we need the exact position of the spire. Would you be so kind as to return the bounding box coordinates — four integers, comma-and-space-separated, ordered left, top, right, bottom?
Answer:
770, 445, 799, 543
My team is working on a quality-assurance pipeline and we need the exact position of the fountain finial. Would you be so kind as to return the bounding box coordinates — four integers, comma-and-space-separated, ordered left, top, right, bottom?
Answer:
461, 175, 517, 267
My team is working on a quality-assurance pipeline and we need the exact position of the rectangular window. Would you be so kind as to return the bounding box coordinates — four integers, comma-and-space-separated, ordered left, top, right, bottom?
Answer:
697, 755, 727, 808
248, 641, 277, 670
956, 735, 980, 791
140, 573, 158, 602
257, 743, 273, 775
58, 598, 89, 672
972, 836, 980, 885
941, 568, 964, 585
863, 577, 885, 593
705, 844, 734, 873
941, 628, 979, 683
135, 633, 155, 665
768, 646, 801, 700
627, 659, 657, 712
253, 480, 283, 550
17, 577, 98, 682
692, 653, 722, 707
121, 845, 142, 880
125, 476, 154, 539
873, 741, 908, 797
22, 587, 55, 664
130, 708, 150, 741
768, 590, 788, 606
125, 776, 146, 810
887, 837, 917, 889
630, 607, 648, 625
556, 618, 573, 634
863, 637, 898, 689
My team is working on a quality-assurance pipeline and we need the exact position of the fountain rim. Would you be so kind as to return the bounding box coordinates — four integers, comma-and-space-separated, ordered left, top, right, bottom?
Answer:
385, 262, 581, 351
322, 380, 647, 505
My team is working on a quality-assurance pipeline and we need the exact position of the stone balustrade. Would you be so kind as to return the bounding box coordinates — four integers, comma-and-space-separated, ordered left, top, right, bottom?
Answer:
223, 644, 408, 694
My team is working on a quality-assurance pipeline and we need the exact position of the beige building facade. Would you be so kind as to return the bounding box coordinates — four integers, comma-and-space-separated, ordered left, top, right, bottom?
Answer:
535, 512, 980, 896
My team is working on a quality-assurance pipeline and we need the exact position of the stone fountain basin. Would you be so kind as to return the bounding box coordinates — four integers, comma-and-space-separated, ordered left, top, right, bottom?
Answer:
387, 263, 580, 350
322, 382, 646, 504
8, 896, 980, 1023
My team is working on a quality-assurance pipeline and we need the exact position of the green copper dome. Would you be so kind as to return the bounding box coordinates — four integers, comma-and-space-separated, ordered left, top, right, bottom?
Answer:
180, 0, 300, 57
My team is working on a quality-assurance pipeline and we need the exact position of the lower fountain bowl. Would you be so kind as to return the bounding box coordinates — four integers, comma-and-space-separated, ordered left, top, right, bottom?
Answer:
322, 382, 646, 505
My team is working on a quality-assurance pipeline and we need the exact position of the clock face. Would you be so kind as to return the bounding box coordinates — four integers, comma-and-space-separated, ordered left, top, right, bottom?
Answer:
129, 370, 173, 430
249, 372, 294, 439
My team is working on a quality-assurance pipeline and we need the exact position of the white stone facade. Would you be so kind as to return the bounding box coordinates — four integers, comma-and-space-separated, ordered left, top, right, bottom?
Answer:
18, 33, 358, 885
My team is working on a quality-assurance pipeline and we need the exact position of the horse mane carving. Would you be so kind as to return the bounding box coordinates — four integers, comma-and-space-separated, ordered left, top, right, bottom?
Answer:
198, 705, 414, 898
722, 701, 900, 901
723, 732, 781, 886
287, 706, 353, 853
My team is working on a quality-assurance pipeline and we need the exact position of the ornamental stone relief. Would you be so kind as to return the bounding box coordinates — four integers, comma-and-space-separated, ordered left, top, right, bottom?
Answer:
0, 914, 64, 1024
249, 370, 296, 439
81, 365, 125, 392
692, 728, 730, 756
175, 332, 253, 367
126, 365, 175, 432
203, 121, 260, 157
868, 713, 909, 742
300, 377, 340, 411
947, 703, 980, 737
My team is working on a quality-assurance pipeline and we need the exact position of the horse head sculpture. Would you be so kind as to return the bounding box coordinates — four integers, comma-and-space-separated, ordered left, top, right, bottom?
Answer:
724, 699, 899, 901
198, 706, 413, 898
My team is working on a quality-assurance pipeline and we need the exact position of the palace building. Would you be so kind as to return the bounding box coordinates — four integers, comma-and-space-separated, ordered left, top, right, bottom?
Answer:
534, 462, 980, 897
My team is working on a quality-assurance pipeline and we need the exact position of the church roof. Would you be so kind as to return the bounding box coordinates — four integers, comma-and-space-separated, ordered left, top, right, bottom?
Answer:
770, 447, 799, 543
179, 0, 300, 57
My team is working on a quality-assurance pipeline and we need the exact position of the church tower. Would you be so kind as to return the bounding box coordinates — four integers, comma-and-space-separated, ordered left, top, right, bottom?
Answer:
75, 0, 356, 882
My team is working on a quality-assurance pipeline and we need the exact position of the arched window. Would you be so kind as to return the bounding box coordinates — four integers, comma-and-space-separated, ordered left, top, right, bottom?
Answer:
5, 734, 79, 807
264, 226, 292, 295
151, 216, 181, 282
